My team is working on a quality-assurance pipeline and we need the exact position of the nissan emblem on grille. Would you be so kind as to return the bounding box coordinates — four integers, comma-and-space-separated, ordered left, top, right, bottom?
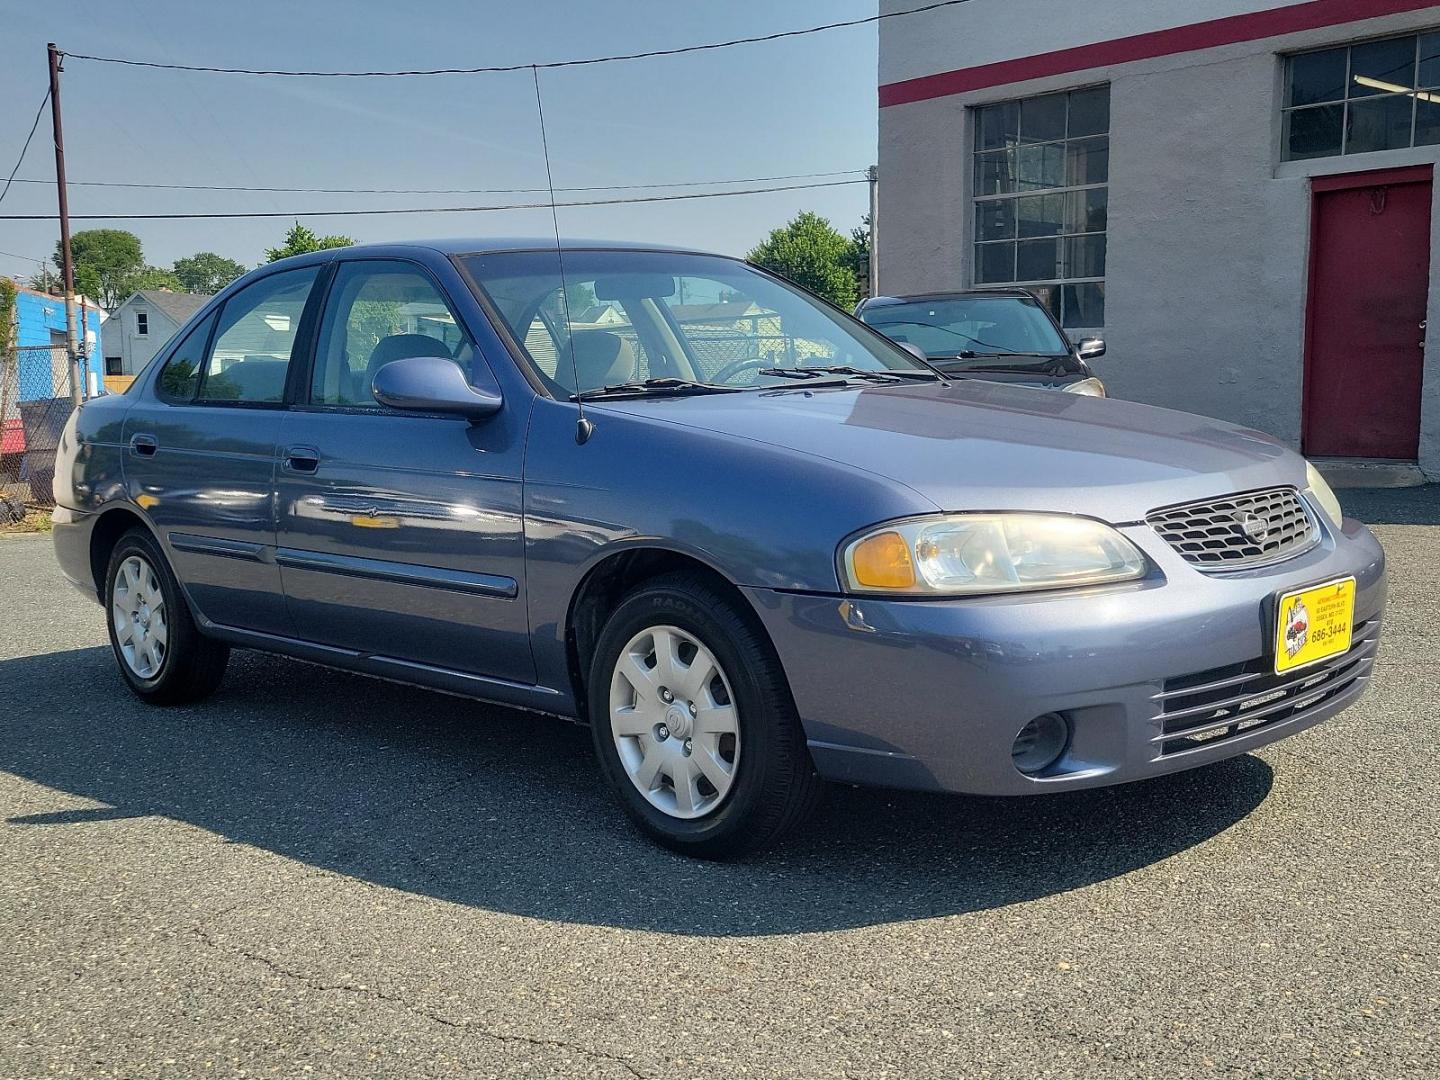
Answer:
1235, 510, 1270, 543
1146, 487, 1318, 569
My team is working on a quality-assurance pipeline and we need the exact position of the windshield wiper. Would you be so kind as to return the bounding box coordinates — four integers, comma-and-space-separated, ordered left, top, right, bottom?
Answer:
759, 365, 943, 384
572, 378, 741, 401
939, 352, 1063, 360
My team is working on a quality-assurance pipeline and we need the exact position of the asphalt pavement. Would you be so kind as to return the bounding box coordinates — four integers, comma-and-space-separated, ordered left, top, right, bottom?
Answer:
1, 490, 1436, 1078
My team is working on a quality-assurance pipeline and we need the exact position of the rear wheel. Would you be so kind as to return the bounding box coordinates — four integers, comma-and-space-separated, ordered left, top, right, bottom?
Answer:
105, 528, 229, 704
589, 572, 821, 857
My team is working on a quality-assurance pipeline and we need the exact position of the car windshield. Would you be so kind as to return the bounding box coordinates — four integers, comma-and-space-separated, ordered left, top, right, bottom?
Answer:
859, 296, 1070, 360
459, 249, 935, 397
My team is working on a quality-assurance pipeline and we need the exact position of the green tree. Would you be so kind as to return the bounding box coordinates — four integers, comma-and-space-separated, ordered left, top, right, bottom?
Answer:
746, 211, 858, 309
0, 278, 16, 355
75, 265, 102, 303
59, 229, 145, 310
265, 223, 354, 263
173, 252, 246, 293
130, 266, 185, 293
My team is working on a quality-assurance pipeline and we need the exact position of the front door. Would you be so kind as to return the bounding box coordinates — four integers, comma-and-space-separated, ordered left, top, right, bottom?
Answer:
274, 259, 534, 685
1304, 166, 1432, 459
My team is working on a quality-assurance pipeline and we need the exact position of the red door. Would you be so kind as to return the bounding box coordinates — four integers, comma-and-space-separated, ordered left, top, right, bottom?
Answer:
1304, 166, 1432, 459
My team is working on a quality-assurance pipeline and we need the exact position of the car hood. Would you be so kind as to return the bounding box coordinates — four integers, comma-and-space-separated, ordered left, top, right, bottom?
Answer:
594, 380, 1305, 522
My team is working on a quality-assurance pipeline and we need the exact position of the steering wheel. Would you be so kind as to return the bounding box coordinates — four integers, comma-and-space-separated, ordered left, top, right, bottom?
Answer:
710, 357, 778, 385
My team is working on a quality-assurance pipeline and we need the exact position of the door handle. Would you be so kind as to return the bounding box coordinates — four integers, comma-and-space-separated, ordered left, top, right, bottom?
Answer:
283, 446, 320, 473
129, 433, 158, 457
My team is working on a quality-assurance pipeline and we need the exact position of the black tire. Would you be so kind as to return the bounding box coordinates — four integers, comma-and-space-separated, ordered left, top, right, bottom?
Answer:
588, 571, 822, 858
104, 527, 230, 705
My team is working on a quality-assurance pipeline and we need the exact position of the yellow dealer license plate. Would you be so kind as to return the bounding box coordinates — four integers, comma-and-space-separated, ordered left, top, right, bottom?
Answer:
1274, 577, 1355, 674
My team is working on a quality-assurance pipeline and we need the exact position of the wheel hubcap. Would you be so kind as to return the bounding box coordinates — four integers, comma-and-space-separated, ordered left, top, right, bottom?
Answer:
111, 555, 168, 680
609, 625, 740, 820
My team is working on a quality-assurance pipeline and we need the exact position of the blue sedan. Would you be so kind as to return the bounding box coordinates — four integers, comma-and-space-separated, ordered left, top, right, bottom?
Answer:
52, 240, 1385, 856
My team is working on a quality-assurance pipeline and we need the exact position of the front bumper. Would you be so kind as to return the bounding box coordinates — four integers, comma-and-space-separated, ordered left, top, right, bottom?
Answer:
744, 515, 1386, 796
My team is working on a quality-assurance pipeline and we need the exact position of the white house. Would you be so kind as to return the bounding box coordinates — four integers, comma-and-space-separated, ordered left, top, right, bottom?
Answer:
102, 290, 211, 377
878, 0, 1440, 479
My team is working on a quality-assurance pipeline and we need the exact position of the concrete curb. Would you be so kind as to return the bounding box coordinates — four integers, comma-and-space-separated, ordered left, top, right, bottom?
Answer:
1312, 459, 1427, 490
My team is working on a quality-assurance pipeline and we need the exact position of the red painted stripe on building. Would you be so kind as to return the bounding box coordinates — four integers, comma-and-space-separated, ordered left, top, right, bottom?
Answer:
879, 0, 1439, 107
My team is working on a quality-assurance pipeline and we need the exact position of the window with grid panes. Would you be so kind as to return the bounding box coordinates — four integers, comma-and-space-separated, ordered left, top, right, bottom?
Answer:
1284, 31, 1440, 161
972, 85, 1109, 328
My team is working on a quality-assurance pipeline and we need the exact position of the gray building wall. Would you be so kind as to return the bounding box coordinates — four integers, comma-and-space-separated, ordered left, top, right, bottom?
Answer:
878, 1, 1440, 475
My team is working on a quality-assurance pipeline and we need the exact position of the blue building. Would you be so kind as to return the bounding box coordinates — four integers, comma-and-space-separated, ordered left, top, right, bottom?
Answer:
12, 286, 105, 400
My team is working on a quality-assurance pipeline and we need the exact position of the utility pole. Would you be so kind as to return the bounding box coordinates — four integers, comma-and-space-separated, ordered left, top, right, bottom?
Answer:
48, 43, 83, 405
867, 165, 879, 298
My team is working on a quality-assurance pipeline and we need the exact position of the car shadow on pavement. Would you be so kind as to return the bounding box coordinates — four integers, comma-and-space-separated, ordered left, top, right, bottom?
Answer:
0, 646, 1273, 936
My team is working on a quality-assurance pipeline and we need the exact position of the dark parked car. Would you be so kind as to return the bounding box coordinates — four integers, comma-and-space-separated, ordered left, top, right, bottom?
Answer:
53, 240, 1385, 857
856, 289, 1108, 395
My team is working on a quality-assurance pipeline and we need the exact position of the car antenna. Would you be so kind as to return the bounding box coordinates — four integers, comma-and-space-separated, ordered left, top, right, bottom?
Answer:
532, 65, 593, 445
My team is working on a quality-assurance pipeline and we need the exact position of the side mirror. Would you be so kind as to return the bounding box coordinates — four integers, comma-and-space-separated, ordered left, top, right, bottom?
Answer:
371, 355, 503, 420
1075, 337, 1106, 360
897, 342, 929, 363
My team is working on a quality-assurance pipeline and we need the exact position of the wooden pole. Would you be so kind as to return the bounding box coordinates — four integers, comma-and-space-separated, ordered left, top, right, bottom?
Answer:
867, 165, 879, 298
48, 43, 83, 405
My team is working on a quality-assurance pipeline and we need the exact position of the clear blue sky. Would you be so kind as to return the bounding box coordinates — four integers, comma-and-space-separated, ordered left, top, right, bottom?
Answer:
0, 0, 878, 283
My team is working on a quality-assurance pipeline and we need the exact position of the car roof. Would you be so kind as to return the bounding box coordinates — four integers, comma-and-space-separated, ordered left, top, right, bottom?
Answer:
251, 237, 732, 278
287, 237, 718, 259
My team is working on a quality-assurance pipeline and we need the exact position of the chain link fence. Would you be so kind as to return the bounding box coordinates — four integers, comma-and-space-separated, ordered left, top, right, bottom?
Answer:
1, 339, 79, 519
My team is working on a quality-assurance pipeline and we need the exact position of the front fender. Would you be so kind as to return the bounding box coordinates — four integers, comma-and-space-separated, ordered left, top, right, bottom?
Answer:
520, 398, 935, 694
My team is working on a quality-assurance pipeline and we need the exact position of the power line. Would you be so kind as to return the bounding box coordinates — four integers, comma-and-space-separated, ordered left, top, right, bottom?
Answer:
0, 248, 47, 264
0, 177, 867, 221
0, 88, 51, 207
62, 0, 975, 77
0, 168, 866, 197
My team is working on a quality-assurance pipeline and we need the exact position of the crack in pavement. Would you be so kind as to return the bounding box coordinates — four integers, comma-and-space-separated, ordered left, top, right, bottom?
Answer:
188, 926, 648, 1079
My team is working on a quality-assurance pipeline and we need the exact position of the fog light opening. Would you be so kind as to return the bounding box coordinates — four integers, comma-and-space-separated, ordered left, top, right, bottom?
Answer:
1012, 712, 1071, 775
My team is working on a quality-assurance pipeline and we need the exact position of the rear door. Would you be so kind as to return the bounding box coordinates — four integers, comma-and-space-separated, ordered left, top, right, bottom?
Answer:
122, 267, 323, 634
273, 258, 534, 684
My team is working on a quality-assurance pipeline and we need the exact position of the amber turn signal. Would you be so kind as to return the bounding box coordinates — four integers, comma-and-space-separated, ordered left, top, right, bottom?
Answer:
849, 530, 916, 589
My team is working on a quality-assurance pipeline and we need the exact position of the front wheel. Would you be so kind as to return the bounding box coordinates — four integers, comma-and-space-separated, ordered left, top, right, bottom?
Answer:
588, 572, 822, 857
105, 528, 230, 704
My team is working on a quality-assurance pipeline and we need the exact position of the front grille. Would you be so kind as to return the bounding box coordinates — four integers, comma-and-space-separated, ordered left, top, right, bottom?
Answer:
1152, 619, 1377, 757
1147, 487, 1317, 569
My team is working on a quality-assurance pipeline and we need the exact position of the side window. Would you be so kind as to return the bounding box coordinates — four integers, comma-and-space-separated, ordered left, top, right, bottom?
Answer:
310, 261, 470, 408
197, 268, 319, 405
154, 312, 217, 404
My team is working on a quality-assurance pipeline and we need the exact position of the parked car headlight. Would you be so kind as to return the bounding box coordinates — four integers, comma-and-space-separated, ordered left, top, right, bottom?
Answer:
841, 514, 1147, 596
1062, 377, 1107, 397
1304, 461, 1344, 527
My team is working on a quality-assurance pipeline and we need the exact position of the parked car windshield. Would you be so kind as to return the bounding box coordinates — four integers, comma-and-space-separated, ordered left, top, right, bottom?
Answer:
460, 249, 934, 397
860, 296, 1070, 360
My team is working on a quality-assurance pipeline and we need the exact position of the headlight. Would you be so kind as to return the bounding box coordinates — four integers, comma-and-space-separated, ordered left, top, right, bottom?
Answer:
1062, 377, 1107, 397
1305, 461, 1344, 527
841, 513, 1147, 596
